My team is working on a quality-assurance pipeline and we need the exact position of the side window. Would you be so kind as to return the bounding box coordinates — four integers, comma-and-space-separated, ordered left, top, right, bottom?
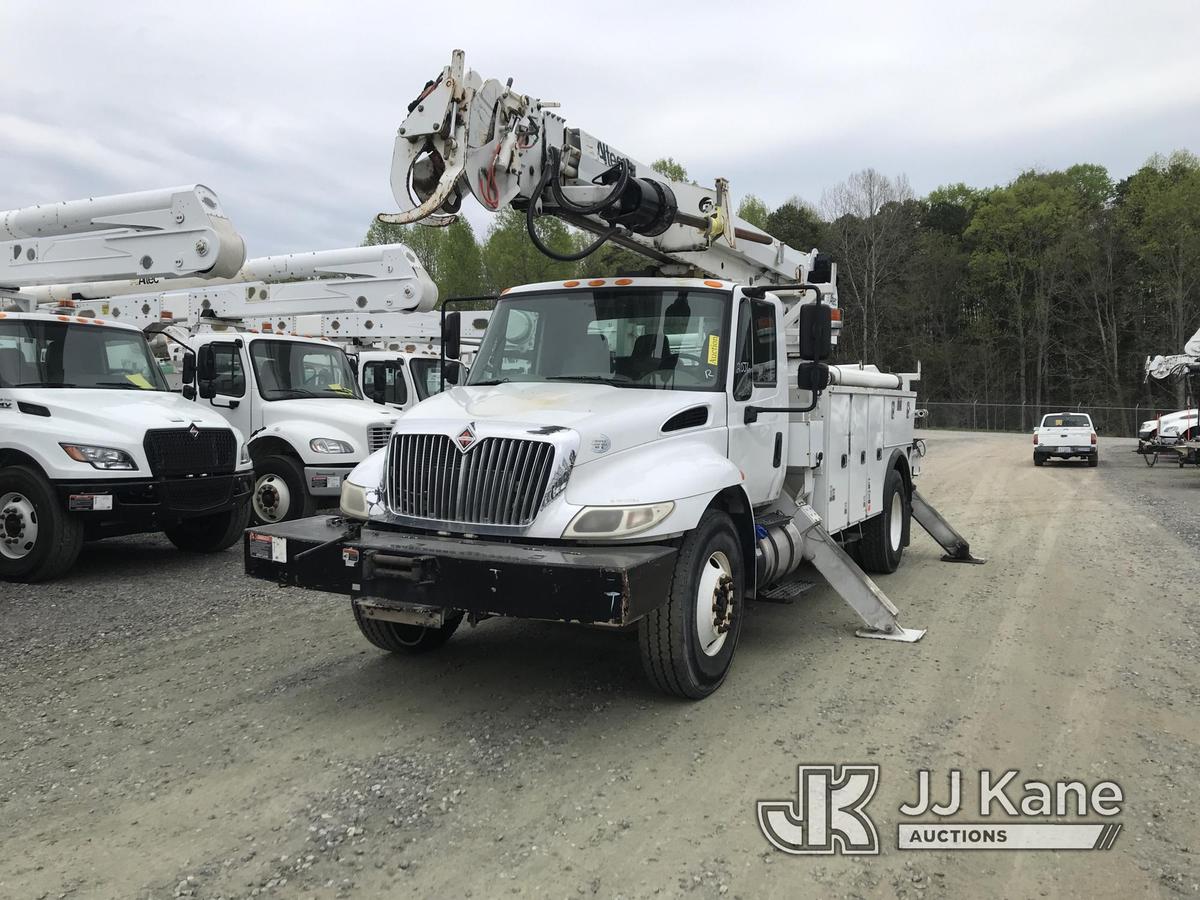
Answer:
212, 343, 246, 397
733, 300, 777, 398
363, 361, 408, 405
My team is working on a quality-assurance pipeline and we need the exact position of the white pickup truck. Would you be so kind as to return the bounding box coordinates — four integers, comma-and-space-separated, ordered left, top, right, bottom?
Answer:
1033, 412, 1098, 467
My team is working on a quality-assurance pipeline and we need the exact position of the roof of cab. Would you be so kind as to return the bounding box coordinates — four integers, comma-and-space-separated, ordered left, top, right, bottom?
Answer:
0, 310, 141, 333
501, 276, 734, 296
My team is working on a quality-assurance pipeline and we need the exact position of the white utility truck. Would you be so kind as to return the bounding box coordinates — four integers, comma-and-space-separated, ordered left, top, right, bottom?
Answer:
56, 245, 439, 524
243, 52, 982, 698
0, 186, 255, 582
1033, 412, 1098, 466
279, 310, 491, 412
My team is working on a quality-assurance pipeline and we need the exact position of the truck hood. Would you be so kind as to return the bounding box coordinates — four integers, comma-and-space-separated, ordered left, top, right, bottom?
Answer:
3, 388, 232, 433
399, 382, 722, 462
260, 398, 396, 430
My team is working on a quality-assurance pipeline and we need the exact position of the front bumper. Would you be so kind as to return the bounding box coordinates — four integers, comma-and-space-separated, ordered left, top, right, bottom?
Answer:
54, 471, 253, 532
244, 515, 678, 625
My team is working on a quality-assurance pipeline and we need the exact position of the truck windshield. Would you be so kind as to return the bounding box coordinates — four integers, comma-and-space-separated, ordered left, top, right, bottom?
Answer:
409, 357, 442, 400
249, 339, 362, 401
0, 318, 168, 391
1040, 414, 1092, 428
467, 287, 729, 391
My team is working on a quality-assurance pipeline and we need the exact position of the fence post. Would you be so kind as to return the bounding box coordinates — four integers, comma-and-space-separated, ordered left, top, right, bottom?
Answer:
972, 400, 977, 430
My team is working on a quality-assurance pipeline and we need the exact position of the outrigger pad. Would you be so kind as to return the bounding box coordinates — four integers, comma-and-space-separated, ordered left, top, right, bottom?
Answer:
940, 552, 987, 565
856, 626, 926, 643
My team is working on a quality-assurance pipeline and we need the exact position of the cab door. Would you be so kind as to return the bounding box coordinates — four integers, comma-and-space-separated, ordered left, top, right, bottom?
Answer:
198, 337, 254, 438
726, 296, 786, 505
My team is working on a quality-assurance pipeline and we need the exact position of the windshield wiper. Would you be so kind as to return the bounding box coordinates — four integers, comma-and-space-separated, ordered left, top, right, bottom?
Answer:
11, 381, 79, 388
469, 378, 511, 386
96, 381, 157, 390
545, 375, 628, 385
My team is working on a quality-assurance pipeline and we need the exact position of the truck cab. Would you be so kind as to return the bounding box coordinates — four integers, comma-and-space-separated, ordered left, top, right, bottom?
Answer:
0, 311, 254, 582
355, 346, 449, 413
185, 329, 398, 523
247, 277, 926, 697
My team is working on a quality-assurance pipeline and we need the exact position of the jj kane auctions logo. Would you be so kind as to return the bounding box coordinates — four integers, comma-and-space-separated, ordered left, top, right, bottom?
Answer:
758, 766, 1124, 854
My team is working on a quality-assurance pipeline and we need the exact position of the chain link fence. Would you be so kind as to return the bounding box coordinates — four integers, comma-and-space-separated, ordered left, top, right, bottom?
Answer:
916, 401, 1176, 437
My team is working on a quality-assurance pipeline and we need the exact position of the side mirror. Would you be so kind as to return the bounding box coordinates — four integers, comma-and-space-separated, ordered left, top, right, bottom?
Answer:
796, 361, 831, 394
348, 355, 359, 375
181, 351, 196, 386
442, 362, 460, 386
442, 311, 462, 361
366, 366, 386, 404
196, 345, 216, 399
798, 303, 832, 361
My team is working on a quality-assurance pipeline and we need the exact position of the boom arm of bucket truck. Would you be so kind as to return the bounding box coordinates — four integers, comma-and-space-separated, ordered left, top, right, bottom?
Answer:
1, 186, 245, 301
59, 244, 438, 330
381, 50, 840, 351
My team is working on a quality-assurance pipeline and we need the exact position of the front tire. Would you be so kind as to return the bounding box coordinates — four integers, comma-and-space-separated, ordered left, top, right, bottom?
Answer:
352, 602, 463, 654
164, 499, 251, 552
251, 455, 314, 525
638, 510, 744, 699
857, 465, 909, 574
0, 466, 84, 583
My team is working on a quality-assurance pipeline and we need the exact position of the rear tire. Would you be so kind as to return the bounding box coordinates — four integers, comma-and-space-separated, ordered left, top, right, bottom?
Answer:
0, 466, 84, 583
251, 455, 314, 525
638, 510, 744, 699
1088, 455, 1099, 468
1033, 454, 1045, 467
352, 602, 463, 654
857, 465, 909, 574
164, 499, 251, 552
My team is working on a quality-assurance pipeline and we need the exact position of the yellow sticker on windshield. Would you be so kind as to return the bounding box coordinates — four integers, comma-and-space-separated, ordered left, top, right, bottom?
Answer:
707, 335, 720, 365
327, 383, 353, 395
125, 373, 153, 389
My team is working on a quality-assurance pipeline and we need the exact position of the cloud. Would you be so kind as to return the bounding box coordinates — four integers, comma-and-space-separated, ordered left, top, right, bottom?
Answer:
2, 0, 1198, 256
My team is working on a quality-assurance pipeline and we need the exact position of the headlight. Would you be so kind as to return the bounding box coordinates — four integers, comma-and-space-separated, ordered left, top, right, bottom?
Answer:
239, 442, 251, 465
310, 438, 354, 454
564, 502, 674, 538
340, 480, 369, 519
60, 443, 138, 470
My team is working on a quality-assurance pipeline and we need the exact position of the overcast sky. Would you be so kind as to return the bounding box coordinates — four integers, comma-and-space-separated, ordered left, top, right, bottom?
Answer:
3, 1, 1198, 256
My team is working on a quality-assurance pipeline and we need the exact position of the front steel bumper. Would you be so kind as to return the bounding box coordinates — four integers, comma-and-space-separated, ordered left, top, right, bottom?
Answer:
243, 515, 678, 625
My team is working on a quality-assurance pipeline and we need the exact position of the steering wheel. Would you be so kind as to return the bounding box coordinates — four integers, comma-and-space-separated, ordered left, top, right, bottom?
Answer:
643, 361, 713, 387
673, 351, 706, 368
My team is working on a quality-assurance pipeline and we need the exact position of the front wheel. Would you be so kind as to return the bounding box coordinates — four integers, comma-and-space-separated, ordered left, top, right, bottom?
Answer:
0, 466, 84, 583
251, 455, 314, 525
857, 465, 909, 574
352, 602, 464, 654
164, 499, 251, 552
638, 510, 744, 699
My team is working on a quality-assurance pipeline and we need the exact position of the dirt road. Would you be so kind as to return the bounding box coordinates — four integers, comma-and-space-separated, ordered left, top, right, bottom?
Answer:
2, 431, 1197, 899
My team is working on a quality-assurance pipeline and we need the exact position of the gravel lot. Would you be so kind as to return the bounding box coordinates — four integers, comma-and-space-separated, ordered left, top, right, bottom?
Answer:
2, 431, 1198, 899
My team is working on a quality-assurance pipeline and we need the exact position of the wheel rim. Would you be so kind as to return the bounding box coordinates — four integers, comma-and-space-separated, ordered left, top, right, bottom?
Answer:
253, 474, 290, 523
889, 491, 904, 552
696, 550, 734, 657
0, 491, 40, 561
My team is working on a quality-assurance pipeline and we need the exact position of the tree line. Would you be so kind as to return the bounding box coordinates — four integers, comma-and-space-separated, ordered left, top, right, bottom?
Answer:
365, 151, 1200, 412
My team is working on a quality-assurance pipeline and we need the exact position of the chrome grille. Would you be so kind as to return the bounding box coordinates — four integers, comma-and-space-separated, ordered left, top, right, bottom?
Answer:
368, 424, 392, 453
389, 434, 555, 526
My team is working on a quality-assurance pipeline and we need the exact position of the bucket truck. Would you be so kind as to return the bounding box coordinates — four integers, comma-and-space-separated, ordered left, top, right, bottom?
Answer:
58, 244, 439, 524
0, 186, 254, 582
243, 51, 982, 698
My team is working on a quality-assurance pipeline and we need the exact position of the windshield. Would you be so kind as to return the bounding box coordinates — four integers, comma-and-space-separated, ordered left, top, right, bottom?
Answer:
409, 357, 444, 400
467, 287, 730, 391
249, 339, 361, 401
1041, 414, 1092, 429
0, 319, 168, 391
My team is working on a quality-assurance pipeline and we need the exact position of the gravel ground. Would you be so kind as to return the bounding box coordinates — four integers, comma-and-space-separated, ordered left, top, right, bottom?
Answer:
1, 431, 1198, 899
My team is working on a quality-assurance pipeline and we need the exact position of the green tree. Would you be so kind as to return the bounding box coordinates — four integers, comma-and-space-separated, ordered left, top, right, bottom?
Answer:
439, 218, 486, 299
482, 208, 579, 290
764, 198, 825, 252
650, 157, 688, 182
737, 194, 770, 230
